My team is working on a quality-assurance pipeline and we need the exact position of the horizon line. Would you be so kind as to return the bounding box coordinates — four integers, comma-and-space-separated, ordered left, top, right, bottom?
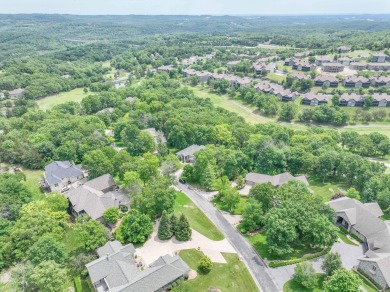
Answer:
1, 13, 390, 17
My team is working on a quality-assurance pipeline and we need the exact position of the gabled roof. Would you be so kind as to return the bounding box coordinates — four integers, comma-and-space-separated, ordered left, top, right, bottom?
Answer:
302, 93, 331, 102
246, 172, 309, 187
44, 161, 84, 185
340, 93, 363, 102
327, 197, 390, 254
343, 76, 370, 83
144, 128, 167, 144
315, 75, 339, 83
86, 241, 190, 292
84, 173, 116, 192
67, 174, 129, 220
176, 145, 206, 157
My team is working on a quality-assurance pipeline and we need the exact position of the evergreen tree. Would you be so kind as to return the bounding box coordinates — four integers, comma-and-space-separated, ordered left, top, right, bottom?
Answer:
202, 163, 216, 191
175, 214, 192, 241
158, 211, 173, 240
170, 214, 178, 235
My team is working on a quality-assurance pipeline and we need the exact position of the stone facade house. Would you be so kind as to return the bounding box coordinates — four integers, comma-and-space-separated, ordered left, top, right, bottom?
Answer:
86, 241, 190, 292
337, 46, 351, 53
349, 62, 368, 70
372, 93, 390, 107
372, 52, 389, 63
327, 197, 390, 290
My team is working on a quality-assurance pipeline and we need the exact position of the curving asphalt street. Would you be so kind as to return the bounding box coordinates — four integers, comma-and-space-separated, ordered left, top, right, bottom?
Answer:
176, 182, 281, 292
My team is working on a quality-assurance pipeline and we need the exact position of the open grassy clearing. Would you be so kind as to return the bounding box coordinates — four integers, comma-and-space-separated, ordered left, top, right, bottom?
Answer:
37, 88, 87, 111
21, 168, 45, 201
191, 84, 390, 137
307, 175, 349, 202
174, 191, 224, 241
174, 249, 258, 292
283, 273, 326, 292
246, 233, 322, 261
191, 86, 270, 124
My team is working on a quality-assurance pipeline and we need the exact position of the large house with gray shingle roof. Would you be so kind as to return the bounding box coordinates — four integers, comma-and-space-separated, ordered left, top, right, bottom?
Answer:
327, 197, 390, 289
245, 172, 309, 187
176, 145, 206, 163
65, 174, 130, 221
86, 241, 190, 292
43, 161, 85, 192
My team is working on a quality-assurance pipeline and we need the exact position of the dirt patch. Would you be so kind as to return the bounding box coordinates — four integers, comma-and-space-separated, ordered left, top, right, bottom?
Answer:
188, 269, 197, 280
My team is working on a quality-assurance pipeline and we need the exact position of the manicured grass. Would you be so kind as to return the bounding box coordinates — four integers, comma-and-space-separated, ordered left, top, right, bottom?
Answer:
246, 233, 322, 261
62, 226, 84, 254
215, 197, 247, 215
353, 271, 378, 292
37, 88, 87, 111
266, 73, 286, 84
191, 86, 269, 124
307, 175, 349, 202
339, 126, 390, 138
21, 168, 45, 201
174, 249, 259, 292
337, 232, 358, 246
283, 273, 326, 292
174, 191, 224, 241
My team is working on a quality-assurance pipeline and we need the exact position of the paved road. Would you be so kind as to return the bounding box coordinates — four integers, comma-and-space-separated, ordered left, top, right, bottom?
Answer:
177, 183, 280, 292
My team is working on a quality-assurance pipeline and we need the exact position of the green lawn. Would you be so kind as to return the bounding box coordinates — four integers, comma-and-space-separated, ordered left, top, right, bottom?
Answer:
246, 233, 322, 261
214, 197, 247, 215
337, 232, 358, 246
62, 226, 84, 254
174, 249, 259, 292
307, 175, 349, 202
22, 168, 45, 201
382, 211, 390, 221
283, 274, 326, 292
353, 271, 378, 292
37, 88, 87, 111
191, 86, 269, 124
174, 191, 224, 241
266, 73, 286, 84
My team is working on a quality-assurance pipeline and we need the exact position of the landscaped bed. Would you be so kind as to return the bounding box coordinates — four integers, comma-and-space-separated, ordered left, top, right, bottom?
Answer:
173, 249, 258, 292
246, 233, 323, 262
283, 273, 326, 292
174, 191, 224, 241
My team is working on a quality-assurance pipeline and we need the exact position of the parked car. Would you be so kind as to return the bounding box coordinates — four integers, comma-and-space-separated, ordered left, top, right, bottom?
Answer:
179, 178, 186, 184
61, 186, 70, 193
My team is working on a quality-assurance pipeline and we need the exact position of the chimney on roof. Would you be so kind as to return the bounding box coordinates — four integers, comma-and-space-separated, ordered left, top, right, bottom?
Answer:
106, 253, 110, 261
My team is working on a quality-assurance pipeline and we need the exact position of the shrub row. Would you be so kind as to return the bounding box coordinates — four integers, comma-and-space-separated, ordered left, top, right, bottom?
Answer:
339, 226, 364, 243
269, 246, 332, 268
356, 268, 382, 291
74, 276, 82, 292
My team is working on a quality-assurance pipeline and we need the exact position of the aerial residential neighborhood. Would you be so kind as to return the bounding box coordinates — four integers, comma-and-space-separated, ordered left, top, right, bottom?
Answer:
1, 2, 390, 292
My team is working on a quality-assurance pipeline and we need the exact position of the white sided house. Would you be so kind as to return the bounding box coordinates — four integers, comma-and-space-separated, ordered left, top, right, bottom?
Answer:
327, 197, 390, 290
42, 161, 85, 192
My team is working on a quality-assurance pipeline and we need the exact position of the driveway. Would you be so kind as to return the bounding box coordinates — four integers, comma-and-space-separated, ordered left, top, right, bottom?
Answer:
177, 182, 280, 292
268, 240, 364, 289
136, 224, 235, 265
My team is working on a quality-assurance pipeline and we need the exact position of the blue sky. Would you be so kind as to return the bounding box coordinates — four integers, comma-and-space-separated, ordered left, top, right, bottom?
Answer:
1, 0, 390, 15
